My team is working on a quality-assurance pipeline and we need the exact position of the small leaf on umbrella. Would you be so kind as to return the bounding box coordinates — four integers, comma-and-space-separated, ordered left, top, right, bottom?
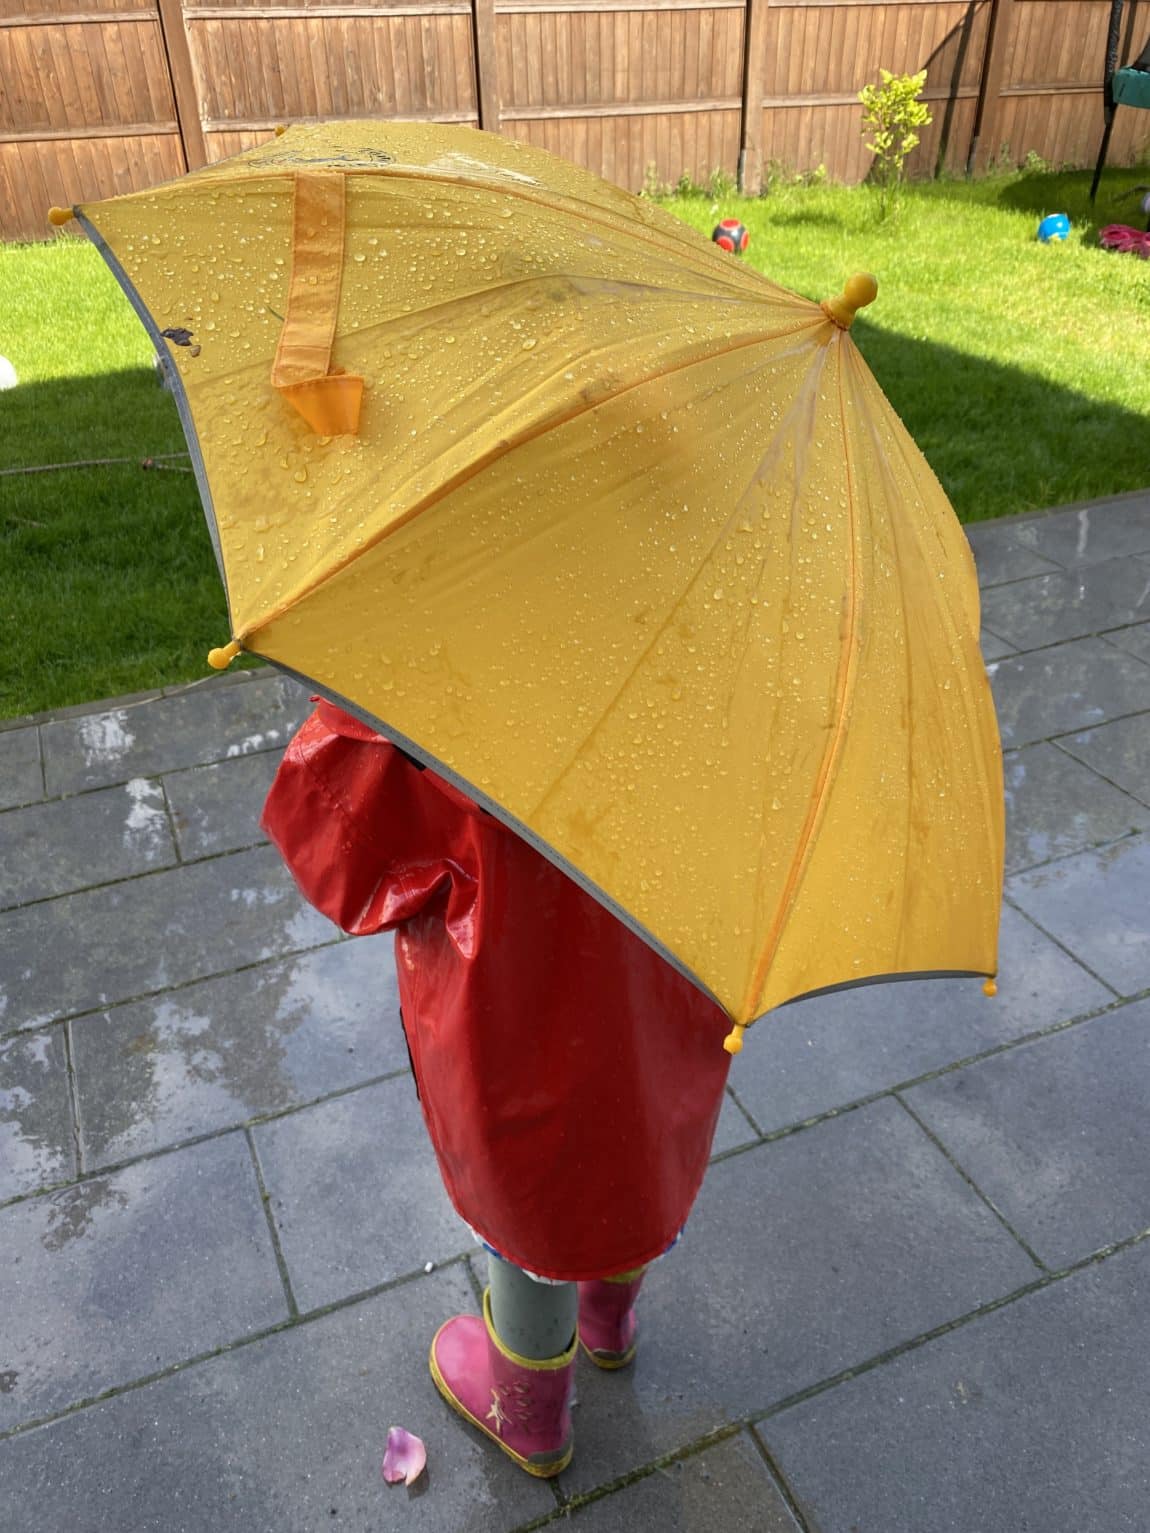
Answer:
381, 1426, 427, 1486
161, 327, 195, 346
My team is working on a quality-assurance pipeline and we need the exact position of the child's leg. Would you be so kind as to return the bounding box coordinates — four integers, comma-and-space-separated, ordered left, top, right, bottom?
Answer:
487, 1253, 578, 1360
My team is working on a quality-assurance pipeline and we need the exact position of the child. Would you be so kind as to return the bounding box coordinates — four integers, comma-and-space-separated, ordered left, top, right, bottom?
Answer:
262, 697, 732, 1477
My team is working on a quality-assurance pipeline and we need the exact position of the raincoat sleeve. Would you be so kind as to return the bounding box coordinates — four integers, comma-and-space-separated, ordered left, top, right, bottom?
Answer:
261, 699, 478, 938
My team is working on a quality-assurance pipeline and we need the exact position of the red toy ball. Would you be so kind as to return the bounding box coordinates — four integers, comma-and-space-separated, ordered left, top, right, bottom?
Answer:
711, 218, 749, 254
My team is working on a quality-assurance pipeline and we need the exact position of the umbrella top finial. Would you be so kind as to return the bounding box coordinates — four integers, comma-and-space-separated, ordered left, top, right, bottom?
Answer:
820, 272, 878, 329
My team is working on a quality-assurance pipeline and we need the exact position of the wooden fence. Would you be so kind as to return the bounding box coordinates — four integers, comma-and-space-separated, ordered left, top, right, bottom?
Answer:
2, 0, 1148, 241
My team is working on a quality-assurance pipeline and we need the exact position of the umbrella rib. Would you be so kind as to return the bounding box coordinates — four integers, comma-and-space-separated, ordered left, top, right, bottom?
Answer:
238, 315, 829, 645
738, 331, 864, 1022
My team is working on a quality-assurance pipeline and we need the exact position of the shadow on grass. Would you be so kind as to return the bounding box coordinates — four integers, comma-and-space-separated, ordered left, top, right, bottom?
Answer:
762, 208, 844, 230
852, 320, 1149, 522
3, 346, 1148, 716
910, 164, 1150, 241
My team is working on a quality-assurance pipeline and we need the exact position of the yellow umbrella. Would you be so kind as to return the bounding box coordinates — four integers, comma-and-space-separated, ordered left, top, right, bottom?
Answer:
56, 121, 1003, 1041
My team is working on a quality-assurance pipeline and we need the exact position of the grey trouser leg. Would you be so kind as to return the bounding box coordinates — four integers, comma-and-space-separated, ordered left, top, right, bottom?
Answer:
487, 1254, 578, 1361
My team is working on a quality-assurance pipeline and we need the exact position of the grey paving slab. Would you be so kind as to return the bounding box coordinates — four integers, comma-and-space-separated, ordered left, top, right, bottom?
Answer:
987, 637, 1150, 749
1007, 831, 1150, 995
761, 1237, 1150, 1533
0, 778, 177, 909
41, 671, 311, 796
72, 936, 404, 1170
0, 1132, 285, 1432
564, 1432, 801, 1531
905, 999, 1150, 1269
0, 726, 42, 810
559, 1098, 1037, 1495
964, 518, 1063, 586
253, 1076, 470, 1311
163, 748, 281, 859
711, 1088, 760, 1156
979, 628, 1016, 662
731, 905, 1111, 1134
1009, 495, 1150, 567
979, 557, 1150, 652
0, 845, 337, 1032
1106, 619, 1150, 665
0, 1267, 555, 1533
1003, 741, 1150, 873
1057, 710, 1150, 806
0, 1027, 74, 1201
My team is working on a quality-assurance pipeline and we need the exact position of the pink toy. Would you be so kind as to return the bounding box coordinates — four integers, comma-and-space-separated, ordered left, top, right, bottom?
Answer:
1099, 222, 1150, 256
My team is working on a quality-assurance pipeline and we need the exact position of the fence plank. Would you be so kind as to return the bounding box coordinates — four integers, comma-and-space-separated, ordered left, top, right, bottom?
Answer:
155, 0, 205, 167
967, 0, 1015, 171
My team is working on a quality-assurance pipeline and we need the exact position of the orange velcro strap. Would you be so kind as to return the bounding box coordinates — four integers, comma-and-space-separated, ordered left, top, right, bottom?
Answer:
272, 171, 364, 436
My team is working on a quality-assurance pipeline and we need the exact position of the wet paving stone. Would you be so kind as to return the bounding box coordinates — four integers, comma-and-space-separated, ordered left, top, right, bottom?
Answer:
1057, 711, 1150, 806
0, 779, 177, 909
988, 638, 1150, 749
41, 672, 311, 796
731, 904, 1111, 1134
979, 628, 1016, 662
1008, 495, 1150, 567
1003, 742, 1150, 873
761, 1238, 1150, 1533
0, 1267, 553, 1533
558, 1098, 1038, 1495
0, 1027, 74, 1201
252, 1077, 470, 1312
0, 1133, 285, 1433
1007, 831, 1150, 995
964, 518, 1063, 586
1106, 619, 1150, 666
979, 557, 1150, 653
561, 1431, 801, 1531
0, 727, 42, 811
72, 937, 404, 1169
905, 998, 1150, 1269
0, 846, 337, 1032
163, 749, 281, 859
710, 1089, 760, 1156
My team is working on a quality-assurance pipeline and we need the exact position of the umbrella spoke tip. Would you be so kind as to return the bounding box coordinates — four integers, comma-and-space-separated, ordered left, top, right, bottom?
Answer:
48, 206, 74, 227
983, 977, 998, 997
207, 640, 242, 670
722, 1022, 747, 1055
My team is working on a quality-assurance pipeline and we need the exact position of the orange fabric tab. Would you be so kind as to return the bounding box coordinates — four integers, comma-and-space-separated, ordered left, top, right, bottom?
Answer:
272, 172, 363, 434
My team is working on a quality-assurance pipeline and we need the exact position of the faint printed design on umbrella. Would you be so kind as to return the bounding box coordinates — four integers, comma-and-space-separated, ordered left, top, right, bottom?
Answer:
56, 121, 1004, 1041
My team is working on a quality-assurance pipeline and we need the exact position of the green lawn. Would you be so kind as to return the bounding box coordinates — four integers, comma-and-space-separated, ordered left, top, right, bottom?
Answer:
2, 165, 1150, 718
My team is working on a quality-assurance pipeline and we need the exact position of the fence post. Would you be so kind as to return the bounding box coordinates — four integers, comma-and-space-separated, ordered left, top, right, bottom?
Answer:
472, 0, 501, 132
156, 0, 207, 170
967, 0, 1016, 175
738, 0, 770, 193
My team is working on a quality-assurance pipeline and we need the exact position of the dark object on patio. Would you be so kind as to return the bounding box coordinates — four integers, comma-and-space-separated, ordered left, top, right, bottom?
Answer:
1090, 1, 1150, 204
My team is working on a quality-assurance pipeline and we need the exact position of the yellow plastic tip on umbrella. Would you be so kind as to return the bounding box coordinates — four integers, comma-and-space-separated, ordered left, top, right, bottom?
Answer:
207, 639, 242, 670
723, 1022, 747, 1055
820, 273, 879, 330
48, 207, 75, 227
274, 124, 287, 137
983, 977, 998, 997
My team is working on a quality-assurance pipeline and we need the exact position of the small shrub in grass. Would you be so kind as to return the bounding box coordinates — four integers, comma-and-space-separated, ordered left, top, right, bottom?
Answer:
859, 68, 933, 218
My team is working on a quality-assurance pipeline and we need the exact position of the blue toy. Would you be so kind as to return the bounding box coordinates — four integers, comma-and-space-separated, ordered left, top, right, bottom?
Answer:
1037, 213, 1071, 243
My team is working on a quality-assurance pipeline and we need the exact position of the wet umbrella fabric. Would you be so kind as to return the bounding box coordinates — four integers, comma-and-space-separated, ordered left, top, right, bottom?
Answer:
69, 120, 1004, 1033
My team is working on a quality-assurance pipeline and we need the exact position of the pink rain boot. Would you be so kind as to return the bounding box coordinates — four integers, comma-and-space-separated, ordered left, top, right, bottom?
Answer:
577, 1268, 646, 1369
429, 1288, 576, 1477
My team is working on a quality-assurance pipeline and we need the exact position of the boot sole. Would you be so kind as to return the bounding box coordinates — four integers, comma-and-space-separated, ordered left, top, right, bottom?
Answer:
429, 1343, 574, 1478
579, 1337, 637, 1370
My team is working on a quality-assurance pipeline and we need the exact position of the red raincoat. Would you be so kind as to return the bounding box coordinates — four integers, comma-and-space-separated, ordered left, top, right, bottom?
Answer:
262, 700, 731, 1280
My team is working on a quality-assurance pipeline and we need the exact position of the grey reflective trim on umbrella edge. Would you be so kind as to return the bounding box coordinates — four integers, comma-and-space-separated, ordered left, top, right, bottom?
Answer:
76, 212, 229, 610
252, 654, 994, 1029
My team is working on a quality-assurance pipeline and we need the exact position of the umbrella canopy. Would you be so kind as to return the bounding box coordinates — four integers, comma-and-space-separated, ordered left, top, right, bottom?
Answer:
62, 121, 1003, 1034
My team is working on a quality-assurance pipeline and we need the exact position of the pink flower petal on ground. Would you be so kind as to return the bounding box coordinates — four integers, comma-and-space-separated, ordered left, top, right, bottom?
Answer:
381, 1426, 427, 1486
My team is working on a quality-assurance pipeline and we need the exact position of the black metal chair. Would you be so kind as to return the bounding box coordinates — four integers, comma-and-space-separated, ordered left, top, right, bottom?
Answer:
1090, 0, 1150, 203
